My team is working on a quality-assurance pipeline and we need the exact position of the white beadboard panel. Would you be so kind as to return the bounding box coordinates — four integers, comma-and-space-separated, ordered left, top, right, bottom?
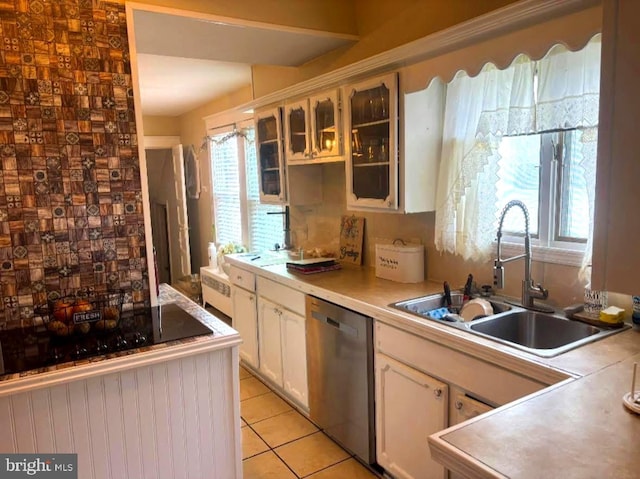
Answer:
150, 363, 175, 478
119, 370, 145, 479
49, 385, 74, 453
195, 354, 216, 476
0, 349, 240, 479
136, 366, 160, 479
11, 394, 36, 452
85, 377, 111, 479
102, 375, 127, 479
166, 361, 188, 477
0, 396, 16, 452
180, 356, 203, 479
210, 348, 238, 479
67, 381, 95, 478
31, 388, 55, 452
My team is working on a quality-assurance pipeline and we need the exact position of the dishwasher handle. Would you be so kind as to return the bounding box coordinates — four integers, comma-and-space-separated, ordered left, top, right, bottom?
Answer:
311, 310, 358, 337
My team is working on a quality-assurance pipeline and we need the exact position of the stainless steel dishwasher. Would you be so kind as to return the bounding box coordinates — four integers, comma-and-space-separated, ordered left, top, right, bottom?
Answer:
306, 295, 375, 465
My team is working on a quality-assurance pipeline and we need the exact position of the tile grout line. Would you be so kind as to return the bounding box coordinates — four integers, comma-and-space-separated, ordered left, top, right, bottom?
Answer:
240, 365, 370, 478
298, 456, 354, 479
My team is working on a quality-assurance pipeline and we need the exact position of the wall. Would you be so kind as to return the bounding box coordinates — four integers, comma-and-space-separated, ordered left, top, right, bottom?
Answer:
177, 85, 253, 270
145, 148, 183, 282
142, 114, 179, 136
0, 0, 148, 323
290, 6, 605, 310
133, 0, 357, 35
252, 0, 518, 97
170, 1, 520, 270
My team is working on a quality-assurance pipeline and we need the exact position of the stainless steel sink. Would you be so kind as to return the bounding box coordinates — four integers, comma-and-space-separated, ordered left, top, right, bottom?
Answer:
392, 293, 511, 318
468, 310, 628, 357
390, 294, 629, 357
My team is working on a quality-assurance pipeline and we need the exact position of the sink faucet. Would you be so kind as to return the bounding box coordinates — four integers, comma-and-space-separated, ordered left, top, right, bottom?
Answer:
267, 205, 292, 250
493, 200, 552, 312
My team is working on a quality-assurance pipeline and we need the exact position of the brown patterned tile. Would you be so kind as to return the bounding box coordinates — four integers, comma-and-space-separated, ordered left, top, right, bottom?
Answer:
0, 0, 148, 322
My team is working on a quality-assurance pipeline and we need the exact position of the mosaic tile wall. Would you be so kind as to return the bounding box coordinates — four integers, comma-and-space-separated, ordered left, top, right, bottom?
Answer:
0, 0, 149, 324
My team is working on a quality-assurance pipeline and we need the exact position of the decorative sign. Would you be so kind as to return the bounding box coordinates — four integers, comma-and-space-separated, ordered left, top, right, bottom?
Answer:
339, 215, 365, 265
73, 310, 102, 324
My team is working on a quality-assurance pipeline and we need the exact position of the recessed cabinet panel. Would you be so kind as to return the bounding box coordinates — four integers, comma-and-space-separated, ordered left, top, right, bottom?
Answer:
309, 90, 342, 161
231, 286, 259, 369
284, 99, 311, 162
344, 73, 398, 210
255, 108, 286, 204
257, 297, 284, 385
376, 353, 447, 479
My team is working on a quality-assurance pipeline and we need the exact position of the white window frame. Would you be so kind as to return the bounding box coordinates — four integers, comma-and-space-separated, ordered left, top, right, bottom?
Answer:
498, 129, 589, 267
208, 118, 284, 252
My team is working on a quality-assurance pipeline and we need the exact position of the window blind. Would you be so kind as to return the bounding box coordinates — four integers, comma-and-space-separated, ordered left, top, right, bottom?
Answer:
244, 129, 284, 252
211, 135, 242, 246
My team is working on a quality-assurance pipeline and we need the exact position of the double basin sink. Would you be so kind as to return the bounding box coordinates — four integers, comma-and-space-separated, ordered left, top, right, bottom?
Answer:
391, 293, 629, 357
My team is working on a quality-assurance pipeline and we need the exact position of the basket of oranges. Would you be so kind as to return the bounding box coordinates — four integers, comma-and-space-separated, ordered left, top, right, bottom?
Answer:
35, 291, 124, 337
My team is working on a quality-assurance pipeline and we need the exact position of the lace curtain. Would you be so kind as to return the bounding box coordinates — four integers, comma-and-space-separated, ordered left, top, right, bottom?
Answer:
434, 55, 536, 259
434, 35, 601, 265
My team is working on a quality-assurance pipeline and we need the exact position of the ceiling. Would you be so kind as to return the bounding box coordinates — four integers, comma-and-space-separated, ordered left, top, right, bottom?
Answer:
133, 9, 358, 117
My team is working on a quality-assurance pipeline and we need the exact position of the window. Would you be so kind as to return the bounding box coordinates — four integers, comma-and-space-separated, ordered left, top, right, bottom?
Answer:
434, 35, 600, 267
496, 129, 591, 251
210, 126, 284, 253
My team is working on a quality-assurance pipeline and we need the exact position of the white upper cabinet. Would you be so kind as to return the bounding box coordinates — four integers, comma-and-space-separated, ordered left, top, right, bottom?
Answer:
285, 89, 343, 165
344, 73, 399, 210
343, 71, 444, 213
284, 99, 311, 162
255, 107, 287, 204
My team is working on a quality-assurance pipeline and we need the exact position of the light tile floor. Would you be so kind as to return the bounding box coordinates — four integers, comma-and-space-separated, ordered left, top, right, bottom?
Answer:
240, 366, 379, 479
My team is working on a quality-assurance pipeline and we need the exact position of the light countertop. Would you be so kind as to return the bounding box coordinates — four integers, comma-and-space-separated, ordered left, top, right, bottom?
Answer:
226, 254, 640, 478
0, 284, 240, 397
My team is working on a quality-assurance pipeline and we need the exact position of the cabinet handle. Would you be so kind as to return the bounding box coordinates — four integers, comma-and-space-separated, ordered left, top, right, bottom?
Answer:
455, 400, 463, 410
434, 388, 443, 398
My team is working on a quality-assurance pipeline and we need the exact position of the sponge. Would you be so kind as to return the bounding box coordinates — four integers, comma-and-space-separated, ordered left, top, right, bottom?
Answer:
599, 306, 625, 324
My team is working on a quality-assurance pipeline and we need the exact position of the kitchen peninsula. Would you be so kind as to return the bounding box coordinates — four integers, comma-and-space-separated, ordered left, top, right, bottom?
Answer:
0, 285, 242, 479
226, 253, 640, 478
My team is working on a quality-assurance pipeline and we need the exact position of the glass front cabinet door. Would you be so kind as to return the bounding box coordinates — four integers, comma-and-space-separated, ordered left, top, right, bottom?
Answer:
285, 90, 342, 164
284, 99, 310, 162
309, 90, 341, 161
344, 73, 398, 210
255, 107, 287, 204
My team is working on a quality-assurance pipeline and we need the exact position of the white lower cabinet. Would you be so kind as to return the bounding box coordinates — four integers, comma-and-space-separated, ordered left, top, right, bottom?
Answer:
375, 321, 549, 479
231, 287, 259, 368
280, 309, 308, 407
258, 297, 284, 384
448, 388, 494, 479
376, 353, 448, 479
256, 293, 309, 409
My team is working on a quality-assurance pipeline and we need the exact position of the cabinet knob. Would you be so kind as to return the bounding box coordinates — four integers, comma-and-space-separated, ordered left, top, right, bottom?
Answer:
434, 388, 443, 398
455, 400, 463, 410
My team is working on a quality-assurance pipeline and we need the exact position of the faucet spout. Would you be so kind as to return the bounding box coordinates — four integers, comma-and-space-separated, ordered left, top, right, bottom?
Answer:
494, 200, 551, 312
267, 205, 292, 250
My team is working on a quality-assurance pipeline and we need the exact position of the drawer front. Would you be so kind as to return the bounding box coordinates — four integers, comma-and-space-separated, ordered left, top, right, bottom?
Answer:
229, 265, 255, 292
376, 322, 546, 406
257, 276, 305, 316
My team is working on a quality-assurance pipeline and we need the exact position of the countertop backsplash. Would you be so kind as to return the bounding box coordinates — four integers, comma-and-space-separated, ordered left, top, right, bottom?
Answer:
0, 0, 149, 327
